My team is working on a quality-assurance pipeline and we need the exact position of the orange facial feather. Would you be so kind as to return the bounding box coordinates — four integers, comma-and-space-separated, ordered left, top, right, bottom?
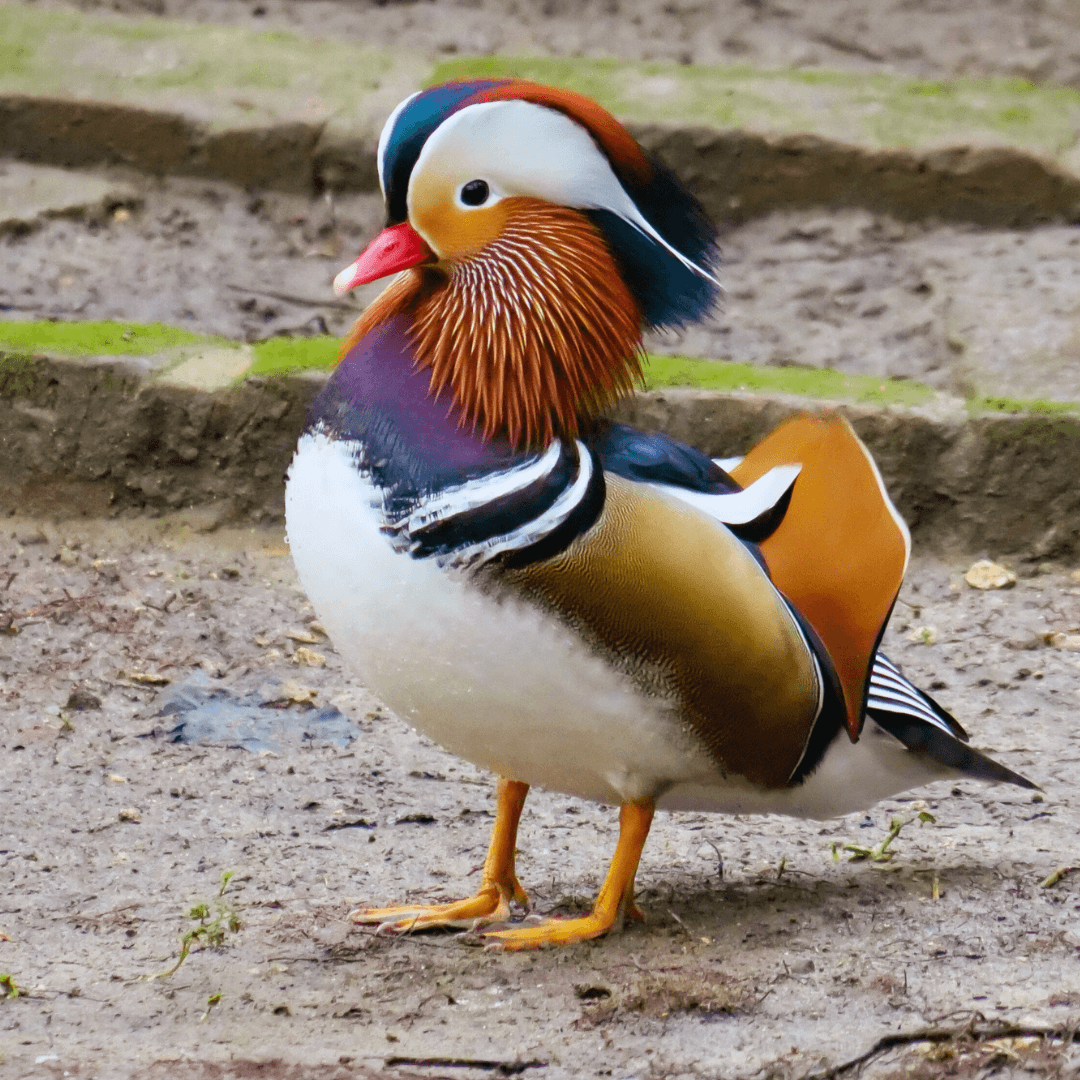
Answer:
344, 199, 644, 449
339, 270, 424, 360
412, 201, 643, 448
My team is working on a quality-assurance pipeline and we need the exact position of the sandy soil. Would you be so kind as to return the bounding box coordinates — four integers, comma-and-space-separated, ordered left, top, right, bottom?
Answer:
5, 174, 1080, 401
3, 3, 1080, 1076
33, 0, 1080, 87
0, 515, 1078, 1079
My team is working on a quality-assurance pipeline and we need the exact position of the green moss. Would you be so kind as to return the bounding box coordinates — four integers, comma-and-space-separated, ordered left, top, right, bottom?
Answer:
431, 56, 1080, 157
0, 320, 219, 357
641, 355, 935, 406
968, 394, 1080, 417
10, 321, 1080, 418
0, 321, 942, 407
0, 4, 416, 126
7, 1, 1080, 165
249, 336, 340, 376
241, 335, 937, 405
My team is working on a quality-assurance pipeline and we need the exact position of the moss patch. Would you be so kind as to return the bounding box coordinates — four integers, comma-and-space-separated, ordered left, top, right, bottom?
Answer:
0, 4, 421, 131
0, 319, 220, 357
641, 354, 935, 406
232, 334, 940, 406
249, 336, 339, 377
432, 57, 1080, 159
5, 2, 1080, 163
968, 394, 1080, 417
12, 321, 1080, 414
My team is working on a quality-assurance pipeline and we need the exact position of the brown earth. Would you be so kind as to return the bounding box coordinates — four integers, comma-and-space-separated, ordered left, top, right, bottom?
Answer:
9, 1, 1080, 227
0, 516, 1078, 1080
3, 3, 1080, 1078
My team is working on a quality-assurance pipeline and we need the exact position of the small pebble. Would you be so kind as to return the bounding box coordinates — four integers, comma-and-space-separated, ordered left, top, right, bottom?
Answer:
964, 560, 1016, 590
293, 646, 326, 668
65, 688, 102, 711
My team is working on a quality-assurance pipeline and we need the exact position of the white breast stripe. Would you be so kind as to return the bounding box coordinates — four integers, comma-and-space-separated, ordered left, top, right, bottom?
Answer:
712, 456, 744, 473
652, 464, 801, 525
389, 441, 563, 534
786, 648, 826, 783
438, 440, 594, 568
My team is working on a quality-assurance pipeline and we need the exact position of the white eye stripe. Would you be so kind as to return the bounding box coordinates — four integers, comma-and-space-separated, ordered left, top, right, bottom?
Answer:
410, 99, 717, 284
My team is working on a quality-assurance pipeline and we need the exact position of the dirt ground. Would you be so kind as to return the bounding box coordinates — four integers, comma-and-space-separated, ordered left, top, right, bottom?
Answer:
5, 175, 1080, 402
0, 514, 1078, 1080
3, 2, 1080, 1076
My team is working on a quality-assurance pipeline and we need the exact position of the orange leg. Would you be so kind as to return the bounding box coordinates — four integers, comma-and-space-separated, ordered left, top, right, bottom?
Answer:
481, 798, 655, 951
350, 778, 529, 934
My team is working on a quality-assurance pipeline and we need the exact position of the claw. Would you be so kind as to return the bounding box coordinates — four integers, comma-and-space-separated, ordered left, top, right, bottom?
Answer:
349, 779, 530, 936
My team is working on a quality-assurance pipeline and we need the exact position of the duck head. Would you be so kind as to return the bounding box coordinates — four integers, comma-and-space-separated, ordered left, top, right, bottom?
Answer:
335, 79, 721, 448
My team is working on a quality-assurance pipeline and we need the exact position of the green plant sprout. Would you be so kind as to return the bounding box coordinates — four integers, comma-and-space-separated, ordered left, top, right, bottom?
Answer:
150, 871, 242, 979
0, 973, 23, 999
200, 991, 223, 1022
832, 811, 936, 863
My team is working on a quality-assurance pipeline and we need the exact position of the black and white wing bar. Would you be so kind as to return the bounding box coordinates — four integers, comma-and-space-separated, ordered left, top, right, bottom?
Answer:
382, 438, 602, 569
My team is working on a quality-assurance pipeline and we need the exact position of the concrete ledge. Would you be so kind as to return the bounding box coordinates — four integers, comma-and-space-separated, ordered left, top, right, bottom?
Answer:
0, 350, 318, 522
5, 91, 1080, 227
1, 350, 1077, 559
633, 125, 1080, 227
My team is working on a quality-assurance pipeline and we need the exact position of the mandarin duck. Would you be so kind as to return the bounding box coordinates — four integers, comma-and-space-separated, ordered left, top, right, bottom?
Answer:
285, 79, 1035, 950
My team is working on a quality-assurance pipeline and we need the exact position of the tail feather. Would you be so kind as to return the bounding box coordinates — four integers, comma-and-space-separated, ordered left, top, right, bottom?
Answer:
868, 652, 1037, 790
868, 653, 968, 742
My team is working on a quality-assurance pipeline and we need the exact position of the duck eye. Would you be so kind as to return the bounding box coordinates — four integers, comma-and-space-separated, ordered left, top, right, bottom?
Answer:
460, 180, 490, 207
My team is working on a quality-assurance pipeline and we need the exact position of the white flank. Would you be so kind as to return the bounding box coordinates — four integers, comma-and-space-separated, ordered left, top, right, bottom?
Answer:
286, 432, 713, 806
659, 718, 955, 818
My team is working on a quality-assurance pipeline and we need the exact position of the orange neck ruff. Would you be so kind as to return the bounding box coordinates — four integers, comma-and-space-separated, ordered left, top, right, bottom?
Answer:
344, 201, 643, 449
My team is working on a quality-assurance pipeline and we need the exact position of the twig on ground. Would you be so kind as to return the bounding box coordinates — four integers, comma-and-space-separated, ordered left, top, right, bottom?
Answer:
793, 1023, 1080, 1080
667, 909, 692, 937
1040, 865, 1077, 888
385, 1056, 546, 1074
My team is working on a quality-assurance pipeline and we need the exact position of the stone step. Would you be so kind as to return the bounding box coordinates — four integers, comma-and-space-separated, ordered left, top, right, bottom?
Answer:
2, 4, 1079, 225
